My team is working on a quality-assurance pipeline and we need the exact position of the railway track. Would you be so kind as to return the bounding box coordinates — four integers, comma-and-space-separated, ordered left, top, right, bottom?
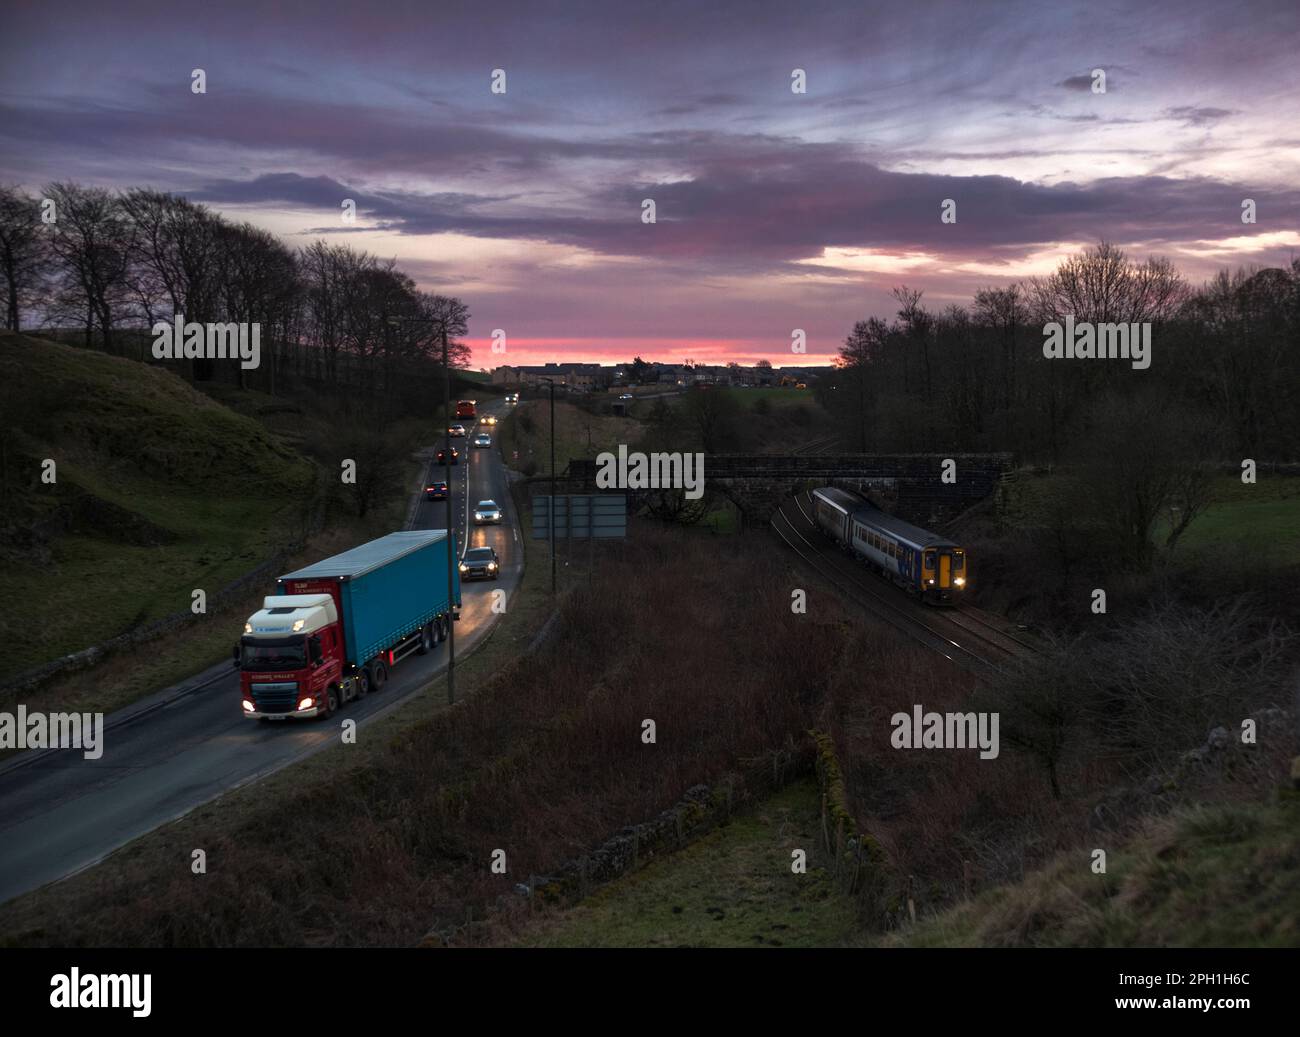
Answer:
770, 503, 997, 674
774, 493, 1038, 674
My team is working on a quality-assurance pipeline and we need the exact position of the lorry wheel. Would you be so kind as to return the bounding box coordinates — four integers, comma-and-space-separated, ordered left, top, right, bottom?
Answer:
369, 660, 389, 692
435, 616, 446, 643
417, 622, 434, 655
323, 685, 339, 718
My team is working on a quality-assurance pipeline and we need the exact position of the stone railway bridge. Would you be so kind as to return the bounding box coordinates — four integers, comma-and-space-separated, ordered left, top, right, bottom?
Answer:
551, 453, 1014, 527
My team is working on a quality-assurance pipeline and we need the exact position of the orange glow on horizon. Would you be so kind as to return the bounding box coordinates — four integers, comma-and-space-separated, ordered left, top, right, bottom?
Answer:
466, 338, 839, 369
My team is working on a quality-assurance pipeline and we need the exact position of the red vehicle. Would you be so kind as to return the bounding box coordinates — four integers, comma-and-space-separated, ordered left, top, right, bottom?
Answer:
455, 399, 476, 419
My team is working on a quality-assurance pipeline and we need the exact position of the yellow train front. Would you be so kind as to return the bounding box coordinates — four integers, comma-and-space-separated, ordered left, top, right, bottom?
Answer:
812, 487, 967, 605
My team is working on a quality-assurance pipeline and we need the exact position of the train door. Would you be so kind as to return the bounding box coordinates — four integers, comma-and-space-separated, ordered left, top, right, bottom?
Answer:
938, 552, 952, 590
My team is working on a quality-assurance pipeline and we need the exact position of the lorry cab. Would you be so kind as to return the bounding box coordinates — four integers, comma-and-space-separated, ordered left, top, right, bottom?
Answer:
237, 594, 347, 719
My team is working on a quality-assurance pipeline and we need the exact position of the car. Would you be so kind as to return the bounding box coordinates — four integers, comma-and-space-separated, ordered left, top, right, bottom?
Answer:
458, 546, 500, 580
448, 423, 467, 437
473, 432, 492, 448
473, 499, 502, 524
618, 393, 633, 401
436, 446, 460, 465
482, 415, 497, 426
425, 481, 448, 501
504, 392, 519, 404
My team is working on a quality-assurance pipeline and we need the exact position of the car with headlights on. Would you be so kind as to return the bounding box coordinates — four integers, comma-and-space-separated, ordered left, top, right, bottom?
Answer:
473, 500, 502, 525
459, 546, 500, 580
473, 432, 492, 448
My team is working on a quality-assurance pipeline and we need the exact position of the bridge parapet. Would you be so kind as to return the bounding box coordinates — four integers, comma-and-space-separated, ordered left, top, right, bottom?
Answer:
561, 453, 1011, 525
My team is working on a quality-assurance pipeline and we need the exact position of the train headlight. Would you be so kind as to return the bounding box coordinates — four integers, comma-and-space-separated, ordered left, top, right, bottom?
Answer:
928, 578, 935, 585
955, 577, 966, 587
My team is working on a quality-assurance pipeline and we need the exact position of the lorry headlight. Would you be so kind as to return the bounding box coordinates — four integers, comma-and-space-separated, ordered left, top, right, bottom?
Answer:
244, 622, 253, 634
298, 697, 314, 711
292, 619, 306, 632
242, 700, 255, 712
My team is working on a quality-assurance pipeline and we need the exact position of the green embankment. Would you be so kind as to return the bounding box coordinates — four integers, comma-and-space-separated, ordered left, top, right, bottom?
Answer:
520, 779, 859, 948
883, 795, 1300, 948
0, 333, 316, 684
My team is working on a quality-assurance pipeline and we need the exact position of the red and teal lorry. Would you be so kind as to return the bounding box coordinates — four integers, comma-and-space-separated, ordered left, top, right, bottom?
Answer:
235, 529, 461, 720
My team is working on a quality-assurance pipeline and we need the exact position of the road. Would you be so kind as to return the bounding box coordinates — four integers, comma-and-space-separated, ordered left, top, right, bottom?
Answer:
0, 400, 523, 907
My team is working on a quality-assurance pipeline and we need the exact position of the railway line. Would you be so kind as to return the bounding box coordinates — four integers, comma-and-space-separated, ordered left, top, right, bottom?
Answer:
772, 492, 1040, 674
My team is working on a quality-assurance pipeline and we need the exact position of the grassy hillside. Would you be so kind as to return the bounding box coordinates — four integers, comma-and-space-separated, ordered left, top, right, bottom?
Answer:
882, 794, 1300, 947
0, 333, 316, 683
520, 779, 858, 947
496, 399, 645, 476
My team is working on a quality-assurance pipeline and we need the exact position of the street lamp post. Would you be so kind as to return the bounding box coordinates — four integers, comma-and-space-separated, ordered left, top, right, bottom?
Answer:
539, 377, 557, 594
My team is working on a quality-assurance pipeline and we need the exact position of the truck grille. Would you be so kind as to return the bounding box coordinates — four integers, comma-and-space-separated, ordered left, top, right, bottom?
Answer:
250, 682, 299, 711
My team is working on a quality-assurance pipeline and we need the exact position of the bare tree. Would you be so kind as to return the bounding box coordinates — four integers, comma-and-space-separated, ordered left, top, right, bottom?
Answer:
44, 183, 135, 353
0, 185, 47, 332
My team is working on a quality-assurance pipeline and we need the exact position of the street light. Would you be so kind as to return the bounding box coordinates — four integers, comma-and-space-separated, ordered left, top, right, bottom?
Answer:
538, 376, 558, 594
388, 313, 457, 706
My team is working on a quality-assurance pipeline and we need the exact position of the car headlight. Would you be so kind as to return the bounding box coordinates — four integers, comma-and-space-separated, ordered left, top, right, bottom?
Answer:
459, 563, 468, 572
488, 562, 498, 570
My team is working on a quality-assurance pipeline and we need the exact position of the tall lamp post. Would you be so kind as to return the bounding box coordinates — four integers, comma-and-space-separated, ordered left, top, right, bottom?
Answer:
538, 376, 558, 594
388, 314, 457, 706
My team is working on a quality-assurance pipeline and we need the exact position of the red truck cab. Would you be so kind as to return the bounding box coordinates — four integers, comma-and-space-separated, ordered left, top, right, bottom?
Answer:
236, 594, 350, 719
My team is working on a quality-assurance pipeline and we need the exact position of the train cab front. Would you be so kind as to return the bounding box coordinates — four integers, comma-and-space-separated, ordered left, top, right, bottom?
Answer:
922, 547, 967, 604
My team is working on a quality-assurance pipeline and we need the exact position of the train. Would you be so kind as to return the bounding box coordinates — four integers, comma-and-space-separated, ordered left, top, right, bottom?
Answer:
811, 487, 967, 605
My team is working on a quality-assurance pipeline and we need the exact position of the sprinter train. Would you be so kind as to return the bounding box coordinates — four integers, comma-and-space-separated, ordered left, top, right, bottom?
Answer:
811, 487, 966, 605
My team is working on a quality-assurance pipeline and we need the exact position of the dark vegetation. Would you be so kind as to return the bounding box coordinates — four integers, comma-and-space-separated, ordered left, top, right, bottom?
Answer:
0, 530, 841, 947
2, 525, 1291, 947
0, 182, 472, 409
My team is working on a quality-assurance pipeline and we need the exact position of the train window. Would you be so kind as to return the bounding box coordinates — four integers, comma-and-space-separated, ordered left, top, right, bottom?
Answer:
953, 552, 965, 570
923, 552, 934, 570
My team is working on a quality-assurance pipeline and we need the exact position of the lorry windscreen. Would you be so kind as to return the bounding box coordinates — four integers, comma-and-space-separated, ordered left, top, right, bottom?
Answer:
240, 636, 307, 670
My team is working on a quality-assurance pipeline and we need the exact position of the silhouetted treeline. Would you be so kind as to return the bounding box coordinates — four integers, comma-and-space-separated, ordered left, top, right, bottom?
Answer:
825, 243, 1300, 463
0, 183, 471, 399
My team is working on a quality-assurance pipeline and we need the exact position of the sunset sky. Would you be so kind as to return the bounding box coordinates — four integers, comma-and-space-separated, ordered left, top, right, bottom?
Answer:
2, 0, 1298, 368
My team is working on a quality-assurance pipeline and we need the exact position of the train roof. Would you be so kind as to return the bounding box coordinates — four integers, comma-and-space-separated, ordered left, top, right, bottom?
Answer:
812, 486, 959, 550
852, 504, 958, 549
811, 486, 860, 515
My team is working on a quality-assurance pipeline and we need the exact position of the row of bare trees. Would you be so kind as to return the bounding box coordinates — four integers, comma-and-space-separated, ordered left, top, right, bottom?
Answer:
827, 242, 1300, 463
0, 183, 471, 396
